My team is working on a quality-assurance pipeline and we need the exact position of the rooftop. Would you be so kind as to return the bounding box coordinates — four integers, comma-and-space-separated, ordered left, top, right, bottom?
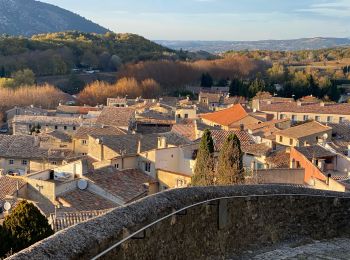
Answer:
295, 145, 335, 159
58, 189, 118, 211
96, 107, 135, 128
276, 121, 331, 139
73, 125, 126, 139
0, 176, 26, 203
85, 167, 155, 203
260, 100, 350, 115
89, 132, 191, 154
56, 105, 101, 115
210, 130, 255, 152
12, 115, 84, 125
200, 104, 249, 127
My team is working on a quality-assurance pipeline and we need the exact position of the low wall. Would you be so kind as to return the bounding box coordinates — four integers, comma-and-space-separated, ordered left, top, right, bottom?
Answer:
8, 185, 350, 260
257, 168, 305, 185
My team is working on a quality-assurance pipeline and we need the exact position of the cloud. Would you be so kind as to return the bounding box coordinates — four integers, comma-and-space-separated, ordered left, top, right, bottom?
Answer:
297, 0, 350, 17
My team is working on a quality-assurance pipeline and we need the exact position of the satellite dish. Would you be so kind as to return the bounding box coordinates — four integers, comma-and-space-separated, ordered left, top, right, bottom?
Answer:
4, 202, 11, 211
77, 179, 88, 190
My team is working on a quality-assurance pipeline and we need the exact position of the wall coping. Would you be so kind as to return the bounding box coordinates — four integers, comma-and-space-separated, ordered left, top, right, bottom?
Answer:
8, 185, 350, 260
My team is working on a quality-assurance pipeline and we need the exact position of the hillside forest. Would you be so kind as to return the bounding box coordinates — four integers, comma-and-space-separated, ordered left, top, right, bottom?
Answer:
1, 32, 350, 116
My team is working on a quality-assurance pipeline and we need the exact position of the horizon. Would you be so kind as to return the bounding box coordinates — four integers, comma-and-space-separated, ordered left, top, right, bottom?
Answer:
39, 0, 350, 41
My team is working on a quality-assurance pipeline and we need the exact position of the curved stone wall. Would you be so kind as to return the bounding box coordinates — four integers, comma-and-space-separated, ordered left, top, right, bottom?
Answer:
8, 185, 350, 260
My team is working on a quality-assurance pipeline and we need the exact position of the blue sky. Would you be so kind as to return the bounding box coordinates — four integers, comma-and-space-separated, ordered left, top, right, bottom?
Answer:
41, 0, 350, 41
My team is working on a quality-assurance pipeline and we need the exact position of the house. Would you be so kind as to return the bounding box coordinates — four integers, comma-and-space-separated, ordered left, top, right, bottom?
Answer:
39, 131, 72, 150
12, 115, 85, 135
175, 106, 197, 120
275, 121, 332, 147
199, 91, 224, 108
107, 97, 128, 107
86, 132, 192, 178
135, 110, 175, 134
210, 129, 271, 170
5, 105, 48, 124
0, 135, 71, 175
55, 105, 102, 118
0, 176, 27, 218
255, 98, 350, 124
290, 145, 348, 192
200, 104, 265, 130
72, 125, 127, 156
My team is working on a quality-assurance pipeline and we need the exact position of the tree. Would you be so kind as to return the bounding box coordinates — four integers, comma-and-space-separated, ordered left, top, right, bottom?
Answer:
216, 134, 244, 185
192, 129, 215, 186
0, 224, 12, 257
11, 69, 35, 87
3, 200, 53, 253
248, 78, 265, 98
200, 72, 213, 88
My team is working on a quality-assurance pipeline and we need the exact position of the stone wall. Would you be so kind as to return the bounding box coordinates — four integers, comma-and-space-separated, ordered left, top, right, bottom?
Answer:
8, 185, 350, 260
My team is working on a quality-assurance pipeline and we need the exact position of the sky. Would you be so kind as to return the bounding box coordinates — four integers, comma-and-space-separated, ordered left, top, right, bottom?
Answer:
40, 0, 350, 41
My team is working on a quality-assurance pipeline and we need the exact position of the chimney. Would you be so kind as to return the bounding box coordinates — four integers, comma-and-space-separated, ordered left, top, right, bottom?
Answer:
157, 136, 167, 149
320, 102, 325, 107
326, 173, 331, 185
240, 124, 244, 131
34, 136, 40, 147
297, 101, 302, 107
137, 139, 141, 154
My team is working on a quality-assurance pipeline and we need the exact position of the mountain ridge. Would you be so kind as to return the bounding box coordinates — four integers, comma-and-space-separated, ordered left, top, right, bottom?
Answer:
156, 37, 350, 53
0, 0, 109, 36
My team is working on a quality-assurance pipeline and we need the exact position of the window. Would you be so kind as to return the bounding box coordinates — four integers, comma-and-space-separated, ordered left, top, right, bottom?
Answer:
144, 162, 151, 172
303, 115, 309, 121
315, 116, 320, 122
184, 114, 189, 119
73, 126, 76, 130
291, 115, 297, 122
51, 161, 57, 165
81, 140, 87, 145
22, 160, 28, 166
327, 116, 333, 123
177, 114, 181, 119
290, 139, 293, 145
280, 114, 285, 119
279, 136, 283, 142
81, 153, 87, 156
64, 126, 67, 130
9, 159, 14, 165
55, 125, 58, 130
176, 179, 187, 188
340, 117, 345, 123
115, 163, 119, 169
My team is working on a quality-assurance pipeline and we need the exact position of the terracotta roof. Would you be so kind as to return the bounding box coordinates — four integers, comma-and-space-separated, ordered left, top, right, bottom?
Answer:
13, 115, 83, 125
85, 167, 155, 203
244, 143, 271, 156
0, 176, 26, 203
200, 104, 249, 127
210, 130, 255, 152
96, 107, 135, 128
73, 125, 126, 139
295, 145, 335, 159
40, 131, 72, 142
89, 132, 191, 155
58, 189, 118, 211
51, 209, 112, 232
56, 105, 101, 115
276, 121, 331, 139
171, 123, 197, 141
199, 92, 223, 103
260, 101, 350, 115
246, 119, 290, 131
266, 150, 290, 168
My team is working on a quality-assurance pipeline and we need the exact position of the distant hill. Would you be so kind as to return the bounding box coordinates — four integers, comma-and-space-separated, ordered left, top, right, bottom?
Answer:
156, 37, 350, 53
0, 32, 178, 77
0, 0, 108, 36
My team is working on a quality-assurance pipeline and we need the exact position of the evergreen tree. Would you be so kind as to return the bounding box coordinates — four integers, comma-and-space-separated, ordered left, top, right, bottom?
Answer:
0, 66, 5, 78
216, 134, 244, 185
192, 129, 215, 186
3, 201, 53, 253
200, 73, 213, 88
0, 224, 12, 257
